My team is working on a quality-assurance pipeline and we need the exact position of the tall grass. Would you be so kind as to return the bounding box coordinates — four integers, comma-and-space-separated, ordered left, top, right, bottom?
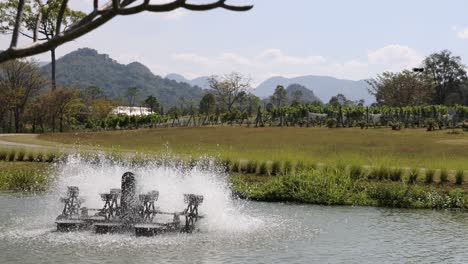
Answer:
349, 165, 364, 180
439, 169, 449, 184
407, 168, 419, 184
246, 160, 258, 174
425, 169, 435, 184
389, 168, 403, 182
455, 170, 465, 185
16, 150, 26, 162
271, 160, 282, 176
0, 162, 52, 191
258, 161, 270, 176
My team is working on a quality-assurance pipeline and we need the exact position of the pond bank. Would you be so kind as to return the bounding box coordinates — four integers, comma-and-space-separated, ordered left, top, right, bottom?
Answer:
230, 170, 467, 210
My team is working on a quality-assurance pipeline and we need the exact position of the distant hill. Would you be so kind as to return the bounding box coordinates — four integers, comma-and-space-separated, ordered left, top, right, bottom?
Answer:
285, 84, 321, 103
254, 75, 372, 103
42, 48, 203, 107
166, 73, 210, 89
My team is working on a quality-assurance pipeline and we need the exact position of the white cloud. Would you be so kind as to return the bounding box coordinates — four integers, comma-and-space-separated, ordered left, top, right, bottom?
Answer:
456, 27, 468, 39
367, 44, 422, 71
169, 46, 421, 84
172, 53, 212, 66
257, 49, 326, 65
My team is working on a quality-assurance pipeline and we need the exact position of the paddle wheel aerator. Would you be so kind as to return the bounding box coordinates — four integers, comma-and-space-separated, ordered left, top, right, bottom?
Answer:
55, 172, 204, 236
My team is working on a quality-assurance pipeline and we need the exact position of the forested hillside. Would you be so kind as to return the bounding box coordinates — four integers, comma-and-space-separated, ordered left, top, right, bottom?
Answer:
42, 48, 203, 107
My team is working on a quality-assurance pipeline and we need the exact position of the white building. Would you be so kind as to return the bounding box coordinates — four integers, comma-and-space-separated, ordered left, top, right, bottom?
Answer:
111, 106, 152, 116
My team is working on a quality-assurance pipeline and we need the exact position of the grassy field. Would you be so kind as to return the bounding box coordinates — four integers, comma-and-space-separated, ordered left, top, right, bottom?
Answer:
34, 126, 468, 171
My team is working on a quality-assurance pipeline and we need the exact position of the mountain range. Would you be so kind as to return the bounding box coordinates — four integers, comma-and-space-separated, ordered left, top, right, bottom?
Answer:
41, 48, 203, 108
254, 76, 372, 103
166, 74, 372, 103
41, 48, 373, 106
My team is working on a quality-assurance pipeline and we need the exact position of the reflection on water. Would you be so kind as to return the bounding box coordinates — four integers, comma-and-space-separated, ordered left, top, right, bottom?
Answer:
0, 155, 467, 264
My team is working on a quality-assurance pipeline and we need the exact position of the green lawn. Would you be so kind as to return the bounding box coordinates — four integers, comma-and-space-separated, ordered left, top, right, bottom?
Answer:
37, 126, 468, 171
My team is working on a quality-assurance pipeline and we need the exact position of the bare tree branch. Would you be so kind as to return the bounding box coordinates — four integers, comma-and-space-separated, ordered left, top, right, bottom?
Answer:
10, 0, 26, 48
0, 0, 253, 63
55, 0, 69, 36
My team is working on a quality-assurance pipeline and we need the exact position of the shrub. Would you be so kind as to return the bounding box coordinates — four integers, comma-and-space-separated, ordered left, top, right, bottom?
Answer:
369, 166, 390, 180
0, 150, 7, 161
26, 152, 35, 162
326, 118, 337, 128
439, 169, 449, 184
389, 168, 403, 182
295, 160, 307, 173
407, 168, 419, 184
349, 165, 363, 180
425, 169, 435, 184
426, 118, 437, 132
221, 158, 232, 172
45, 152, 57, 163
455, 170, 465, 185
16, 150, 26, 162
246, 160, 258, 174
357, 120, 366, 129
6, 149, 16, 162
231, 160, 241, 173
390, 121, 401, 131
258, 161, 270, 176
36, 152, 44, 162
271, 160, 282, 176
283, 160, 294, 175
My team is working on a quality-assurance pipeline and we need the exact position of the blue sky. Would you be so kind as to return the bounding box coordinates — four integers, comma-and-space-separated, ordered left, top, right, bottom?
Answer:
2, 0, 468, 85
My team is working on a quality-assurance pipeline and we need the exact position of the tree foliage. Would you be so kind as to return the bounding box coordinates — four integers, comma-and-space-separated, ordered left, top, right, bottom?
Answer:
422, 50, 467, 105
367, 70, 434, 106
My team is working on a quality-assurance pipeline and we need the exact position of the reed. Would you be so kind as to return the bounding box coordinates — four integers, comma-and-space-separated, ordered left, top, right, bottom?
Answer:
407, 168, 419, 184
455, 170, 465, 185
0, 150, 7, 161
231, 160, 241, 173
258, 161, 270, 176
349, 165, 364, 180
271, 160, 283, 176
439, 169, 449, 184
246, 160, 258, 174
283, 160, 294, 175
425, 169, 435, 184
16, 149, 26, 162
6, 149, 16, 162
389, 168, 403, 182
26, 152, 35, 162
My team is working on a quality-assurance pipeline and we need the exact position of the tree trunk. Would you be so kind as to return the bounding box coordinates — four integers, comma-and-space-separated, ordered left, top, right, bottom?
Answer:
14, 108, 20, 133
51, 49, 57, 90
59, 113, 63, 132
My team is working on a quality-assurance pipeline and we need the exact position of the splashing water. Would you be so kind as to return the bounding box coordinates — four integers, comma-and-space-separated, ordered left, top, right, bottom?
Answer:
50, 153, 263, 234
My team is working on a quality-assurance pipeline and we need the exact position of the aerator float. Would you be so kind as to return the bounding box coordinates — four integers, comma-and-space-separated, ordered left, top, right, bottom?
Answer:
55, 172, 204, 236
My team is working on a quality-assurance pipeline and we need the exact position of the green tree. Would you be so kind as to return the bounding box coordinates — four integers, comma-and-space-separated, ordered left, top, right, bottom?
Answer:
126, 87, 138, 107
0, 0, 85, 89
144, 95, 160, 113
83, 85, 105, 102
291, 89, 303, 106
0, 59, 47, 132
199, 93, 216, 115
367, 70, 433, 106
208, 72, 251, 112
328, 94, 352, 107
422, 50, 467, 105
270, 85, 288, 107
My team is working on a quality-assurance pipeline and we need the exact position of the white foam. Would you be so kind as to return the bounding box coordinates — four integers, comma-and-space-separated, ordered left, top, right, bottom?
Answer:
51, 154, 264, 233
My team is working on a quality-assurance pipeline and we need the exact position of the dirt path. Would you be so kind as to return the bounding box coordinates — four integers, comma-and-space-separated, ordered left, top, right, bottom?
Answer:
0, 134, 80, 152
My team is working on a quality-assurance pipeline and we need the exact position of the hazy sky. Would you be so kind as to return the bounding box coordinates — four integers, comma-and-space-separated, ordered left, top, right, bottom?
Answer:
2, 0, 468, 84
